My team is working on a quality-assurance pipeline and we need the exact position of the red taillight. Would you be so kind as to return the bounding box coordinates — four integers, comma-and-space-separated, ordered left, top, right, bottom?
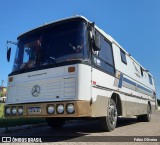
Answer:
92, 81, 96, 85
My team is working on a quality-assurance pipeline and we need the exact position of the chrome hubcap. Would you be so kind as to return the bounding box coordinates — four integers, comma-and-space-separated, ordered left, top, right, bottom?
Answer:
147, 106, 151, 118
108, 104, 117, 125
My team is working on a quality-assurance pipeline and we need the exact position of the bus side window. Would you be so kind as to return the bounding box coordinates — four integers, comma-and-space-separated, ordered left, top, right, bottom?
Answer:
96, 35, 115, 75
140, 67, 143, 77
148, 74, 153, 85
120, 49, 127, 64
99, 38, 114, 66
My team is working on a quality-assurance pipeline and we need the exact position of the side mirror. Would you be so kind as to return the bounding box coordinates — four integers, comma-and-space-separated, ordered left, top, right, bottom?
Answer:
93, 33, 101, 51
89, 22, 101, 51
7, 47, 11, 62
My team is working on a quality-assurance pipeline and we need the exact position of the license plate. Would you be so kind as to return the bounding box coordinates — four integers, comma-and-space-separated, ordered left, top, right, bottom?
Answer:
28, 107, 41, 114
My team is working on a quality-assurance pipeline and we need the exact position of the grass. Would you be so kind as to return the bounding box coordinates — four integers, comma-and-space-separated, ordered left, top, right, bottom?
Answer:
0, 103, 46, 128
0, 103, 4, 118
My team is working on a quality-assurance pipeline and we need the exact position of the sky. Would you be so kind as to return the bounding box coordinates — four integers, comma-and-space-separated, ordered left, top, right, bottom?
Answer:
0, 0, 160, 98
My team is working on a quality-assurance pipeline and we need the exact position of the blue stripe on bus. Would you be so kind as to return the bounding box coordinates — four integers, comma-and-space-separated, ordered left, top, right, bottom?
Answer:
123, 77, 152, 94
118, 73, 123, 88
123, 77, 136, 87
137, 84, 152, 93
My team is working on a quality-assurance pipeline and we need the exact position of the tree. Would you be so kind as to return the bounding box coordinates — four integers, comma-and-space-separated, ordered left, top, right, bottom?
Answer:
0, 87, 6, 98
0, 92, 5, 97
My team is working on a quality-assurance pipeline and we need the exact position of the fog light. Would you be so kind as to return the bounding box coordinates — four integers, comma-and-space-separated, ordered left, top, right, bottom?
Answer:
67, 104, 75, 114
6, 107, 11, 115
57, 105, 64, 114
18, 107, 23, 115
12, 107, 17, 115
47, 105, 54, 114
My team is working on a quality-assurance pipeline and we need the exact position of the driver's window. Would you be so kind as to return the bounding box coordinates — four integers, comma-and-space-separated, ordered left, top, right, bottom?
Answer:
23, 46, 30, 63
20, 40, 39, 69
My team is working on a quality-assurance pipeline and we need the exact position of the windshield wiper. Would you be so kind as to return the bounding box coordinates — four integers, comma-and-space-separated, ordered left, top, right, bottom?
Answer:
18, 60, 36, 73
66, 58, 83, 61
50, 56, 56, 61
41, 56, 57, 66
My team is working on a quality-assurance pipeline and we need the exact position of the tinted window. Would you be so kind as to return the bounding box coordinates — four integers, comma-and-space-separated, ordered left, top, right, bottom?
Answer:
120, 50, 127, 64
148, 75, 153, 85
12, 19, 88, 72
99, 38, 114, 65
93, 34, 115, 75
140, 67, 143, 77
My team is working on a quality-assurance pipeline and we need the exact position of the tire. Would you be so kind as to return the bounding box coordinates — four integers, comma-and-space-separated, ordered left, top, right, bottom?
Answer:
46, 118, 65, 128
137, 104, 151, 122
100, 99, 118, 132
137, 115, 143, 122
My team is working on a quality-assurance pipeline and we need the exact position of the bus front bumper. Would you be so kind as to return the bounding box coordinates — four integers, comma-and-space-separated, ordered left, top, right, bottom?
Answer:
4, 101, 92, 118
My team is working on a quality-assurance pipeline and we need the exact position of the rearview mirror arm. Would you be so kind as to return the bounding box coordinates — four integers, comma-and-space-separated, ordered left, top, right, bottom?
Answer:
7, 40, 17, 45
6, 40, 17, 62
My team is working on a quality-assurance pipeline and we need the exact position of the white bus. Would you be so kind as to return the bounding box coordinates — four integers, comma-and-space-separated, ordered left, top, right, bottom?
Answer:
5, 16, 156, 131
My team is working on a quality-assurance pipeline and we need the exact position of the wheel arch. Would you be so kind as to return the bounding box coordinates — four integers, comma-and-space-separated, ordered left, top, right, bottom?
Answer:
148, 101, 152, 113
111, 93, 122, 116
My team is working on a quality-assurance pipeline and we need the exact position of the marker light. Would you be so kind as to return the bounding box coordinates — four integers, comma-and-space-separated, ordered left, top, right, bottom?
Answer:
9, 77, 13, 82
68, 67, 75, 73
11, 107, 17, 115
57, 105, 64, 114
47, 105, 55, 114
18, 107, 23, 115
67, 104, 75, 114
6, 107, 11, 115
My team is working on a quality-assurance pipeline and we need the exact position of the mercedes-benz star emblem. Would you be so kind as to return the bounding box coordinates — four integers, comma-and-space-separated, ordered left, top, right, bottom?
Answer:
31, 85, 40, 97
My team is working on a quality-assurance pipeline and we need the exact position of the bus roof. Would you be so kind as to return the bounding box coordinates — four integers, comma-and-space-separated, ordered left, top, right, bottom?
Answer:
18, 15, 153, 77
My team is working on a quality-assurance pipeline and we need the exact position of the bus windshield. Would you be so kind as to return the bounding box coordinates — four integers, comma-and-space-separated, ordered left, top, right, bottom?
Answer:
12, 19, 88, 73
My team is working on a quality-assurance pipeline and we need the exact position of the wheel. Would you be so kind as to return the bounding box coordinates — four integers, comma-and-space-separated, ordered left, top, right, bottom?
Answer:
100, 99, 118, 131
137, 104, 151, 122
137, 115, 143, 122
144, 104, 151, 122
46, 118, 65, 128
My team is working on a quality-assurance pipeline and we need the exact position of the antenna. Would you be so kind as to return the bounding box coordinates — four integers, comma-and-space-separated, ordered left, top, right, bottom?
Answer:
7, 40, 17, 45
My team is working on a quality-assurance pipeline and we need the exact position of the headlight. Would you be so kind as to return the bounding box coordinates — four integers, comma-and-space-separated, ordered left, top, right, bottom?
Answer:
18, 107, 23, 115
6, 107, 11, 115
47, 105, 54, 114
57, 104, 64, 114
11, 107, 17, 115
67, 104, 75, 114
